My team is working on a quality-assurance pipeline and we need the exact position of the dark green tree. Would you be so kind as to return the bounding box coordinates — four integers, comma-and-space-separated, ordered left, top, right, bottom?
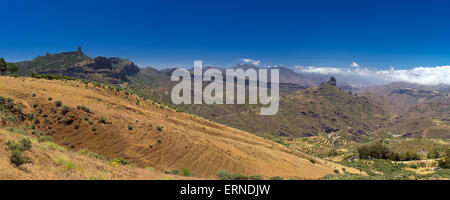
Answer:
0, 58, 7, 75
427, 148, 440, 159
7, 63, 18, 74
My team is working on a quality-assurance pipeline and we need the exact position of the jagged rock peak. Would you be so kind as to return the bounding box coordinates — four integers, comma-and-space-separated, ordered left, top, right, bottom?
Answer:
329, 76, 337, 86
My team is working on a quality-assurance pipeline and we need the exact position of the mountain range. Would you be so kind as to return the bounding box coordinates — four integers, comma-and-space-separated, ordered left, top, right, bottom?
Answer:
11, 48, 450, 141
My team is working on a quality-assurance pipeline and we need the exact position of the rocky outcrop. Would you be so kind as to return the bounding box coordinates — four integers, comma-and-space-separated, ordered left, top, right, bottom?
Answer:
39, 56, 140, 84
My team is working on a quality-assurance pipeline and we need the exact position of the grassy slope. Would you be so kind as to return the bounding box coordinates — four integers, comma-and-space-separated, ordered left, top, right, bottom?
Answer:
0, 128, 194, 180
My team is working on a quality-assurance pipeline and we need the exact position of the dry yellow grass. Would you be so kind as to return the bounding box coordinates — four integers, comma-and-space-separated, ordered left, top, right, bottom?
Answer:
0, 76, 361, 179
0, 129, 193, 180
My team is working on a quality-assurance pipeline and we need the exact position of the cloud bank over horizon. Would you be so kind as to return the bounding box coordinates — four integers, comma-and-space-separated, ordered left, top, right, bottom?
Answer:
295, 65, 450, 86
240, 58, 261, 66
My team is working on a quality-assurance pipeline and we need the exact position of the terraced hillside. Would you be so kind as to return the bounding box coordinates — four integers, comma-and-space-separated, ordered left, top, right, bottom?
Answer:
171, 82, 397, 141
0, 76, 361, 179
361, 82, 450, 138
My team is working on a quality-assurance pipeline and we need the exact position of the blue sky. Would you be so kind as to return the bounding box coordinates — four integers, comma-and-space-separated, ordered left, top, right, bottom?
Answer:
1, 0, 450, 70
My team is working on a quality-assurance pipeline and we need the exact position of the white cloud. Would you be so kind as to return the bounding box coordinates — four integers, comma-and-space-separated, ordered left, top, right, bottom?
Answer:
350, 62, 360, 67
376, 66, 450, 85
295, 66, 348, 75
240, 58, 261, 66
295, 65, 450, 86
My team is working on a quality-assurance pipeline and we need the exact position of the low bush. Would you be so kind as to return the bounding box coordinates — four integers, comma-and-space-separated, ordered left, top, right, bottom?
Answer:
74, 123, 80, 129
55, 101, 62, 107
5, 138, 32, 166
180, 167, 192, 176
80, 106, 90, 113
98, 117, 107, 124
269, 176, 283, 180
215, 170, 262, 180
113, 158, 128, 165
61, 106, 69, 115
79, 149, 107, 160
38, 136, 54, 143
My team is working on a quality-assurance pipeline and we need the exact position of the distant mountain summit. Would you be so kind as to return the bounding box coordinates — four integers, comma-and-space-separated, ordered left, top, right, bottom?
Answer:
16, 47, 92, 75
15, 47, 140, 84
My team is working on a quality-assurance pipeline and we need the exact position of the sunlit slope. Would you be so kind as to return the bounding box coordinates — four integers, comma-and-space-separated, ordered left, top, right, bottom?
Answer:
0, 76, 344, 179
0, 129, 195, 180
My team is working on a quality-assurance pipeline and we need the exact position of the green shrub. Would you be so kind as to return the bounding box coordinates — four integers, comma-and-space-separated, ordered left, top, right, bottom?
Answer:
269, 176, 283, 180
409, 164, 418, 169
216, 170, 232, 180
249, 175, 263, 180
5, 138, 32, 166
79, 149, 106, 160
31, 74, 76, 81
10, 150, 30, 166
309, 158, 316, 164
98, 117, 106, 124
357, 143, 391, 159
74, 123, 80, 129
48, 97, 53, 101
215, 170, 259, 180
165, 169, 180, 175
157, 126, 164, 131
128, 125, 133, 130
146, 166, 155, 171
33, 117, 40, 124
113, 158, 128, 165
61, 106, 69, 115
55, 157, 76, 170
61, 117, 73, 125
333, 169, 340, 174
402, 151, 420, 161
55, 101, 62, 107
6, 138, 32, 152
91, 126, 96, 132
231, 173, 248, 180
17, 104, 23, 113
80, 106, 90, 113
38, 136, 53, 143
180, 167, 192, 176
5, 127, 27, 135
439, 156, 450, 169
33, 103, 38, 108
